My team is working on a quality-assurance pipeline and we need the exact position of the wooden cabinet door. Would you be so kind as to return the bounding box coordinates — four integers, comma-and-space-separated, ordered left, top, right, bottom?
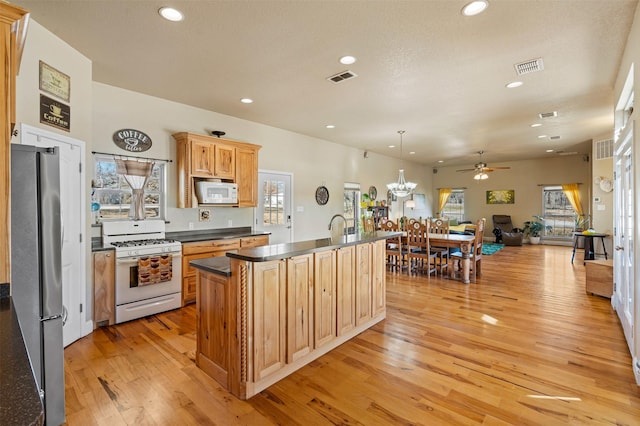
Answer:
371, 240, 386, 317
191, 140, 215, 177
214, 144, 235, 179
336, 246, 356, 336
355, 243, 372, 326
236, 147, 258, 207
93, 251, 115, 326
197, 271, 229, 386
287, 254, 314, 362
253, 260, 287, 381
240, 235, 269, 248
314, 250, 336, 348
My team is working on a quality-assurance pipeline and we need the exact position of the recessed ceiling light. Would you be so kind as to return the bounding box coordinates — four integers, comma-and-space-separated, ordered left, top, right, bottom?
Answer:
461, 0, 489, 16
437, 160, 444, 163
409, 151, 415, 155
159, 7, 184, 22
388, 145, 395, 148
546, 149, 554, 153
325, 124, 335, 129
530, 123, 542, 128
240, 98, 253, 104
339, 56, 356, 65
538, 135, 548, 139
506, 81, 523, 89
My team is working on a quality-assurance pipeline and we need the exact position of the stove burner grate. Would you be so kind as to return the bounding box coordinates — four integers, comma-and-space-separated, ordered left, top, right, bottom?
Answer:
110, 238, 177, 248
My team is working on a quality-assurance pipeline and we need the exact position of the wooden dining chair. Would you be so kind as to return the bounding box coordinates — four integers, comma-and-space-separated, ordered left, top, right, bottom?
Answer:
427, 218, 450, 276
381, 219, 403, 271
362, 216, 375, 233
405, 221, 437, 276
451, 218, 485, 282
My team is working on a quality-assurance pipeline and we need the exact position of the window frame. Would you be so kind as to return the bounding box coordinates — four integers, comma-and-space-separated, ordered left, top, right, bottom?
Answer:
541, 185, 577, 239
92, 155, 167, 222
441, 189, 465, 222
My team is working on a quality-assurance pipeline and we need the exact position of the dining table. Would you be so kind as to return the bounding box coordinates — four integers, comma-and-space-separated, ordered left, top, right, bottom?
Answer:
400, 231, 477, 284
427, 233, 476, 284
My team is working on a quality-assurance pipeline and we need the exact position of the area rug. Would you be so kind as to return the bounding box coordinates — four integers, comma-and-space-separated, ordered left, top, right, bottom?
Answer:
482, 243, 504, 255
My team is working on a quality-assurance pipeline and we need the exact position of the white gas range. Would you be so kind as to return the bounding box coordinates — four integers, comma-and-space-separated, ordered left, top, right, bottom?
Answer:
102, 220, 182, 324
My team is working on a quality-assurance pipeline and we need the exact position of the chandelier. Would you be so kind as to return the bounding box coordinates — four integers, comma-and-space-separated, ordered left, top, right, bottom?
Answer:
386, 130, 417, 197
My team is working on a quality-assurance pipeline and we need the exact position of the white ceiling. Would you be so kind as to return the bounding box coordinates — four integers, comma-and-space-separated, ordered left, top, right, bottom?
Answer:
15, 0, 638, 168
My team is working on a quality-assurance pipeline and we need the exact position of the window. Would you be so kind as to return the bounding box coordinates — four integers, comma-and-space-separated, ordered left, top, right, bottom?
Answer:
541, 186, 576, 238
92, 155, 166, 221
441, 190, 464, 222
261, 178, 285, 225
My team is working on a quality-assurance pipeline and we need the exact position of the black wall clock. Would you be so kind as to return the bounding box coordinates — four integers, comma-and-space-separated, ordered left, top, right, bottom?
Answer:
315, 185, 329, 205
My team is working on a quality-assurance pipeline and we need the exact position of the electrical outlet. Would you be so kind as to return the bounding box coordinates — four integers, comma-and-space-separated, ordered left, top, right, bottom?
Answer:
188, 222, 194, 230
228, 219, 233, 227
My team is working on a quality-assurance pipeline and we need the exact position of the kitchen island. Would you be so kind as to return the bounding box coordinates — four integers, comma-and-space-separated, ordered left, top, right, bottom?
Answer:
190, 231, 399, 399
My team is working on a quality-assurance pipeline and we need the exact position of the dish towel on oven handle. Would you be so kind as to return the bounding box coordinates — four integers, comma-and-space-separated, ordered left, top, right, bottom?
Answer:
137, 254, 172, 286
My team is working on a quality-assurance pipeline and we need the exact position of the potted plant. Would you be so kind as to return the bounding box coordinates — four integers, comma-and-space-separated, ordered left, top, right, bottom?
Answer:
574, 215, 590, 232
523, 215, 545, 244
361, 193, 370, 208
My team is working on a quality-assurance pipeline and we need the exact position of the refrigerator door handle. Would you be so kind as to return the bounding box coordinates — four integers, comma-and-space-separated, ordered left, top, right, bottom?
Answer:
41, 313, 63, 322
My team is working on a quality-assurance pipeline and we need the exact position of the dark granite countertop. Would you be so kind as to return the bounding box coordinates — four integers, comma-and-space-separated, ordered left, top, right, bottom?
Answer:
190, 256, 231, 277
91, 227, 269, 252
167, 227, 269, 243
0, 289, 45, 426
226, 231, 402, 262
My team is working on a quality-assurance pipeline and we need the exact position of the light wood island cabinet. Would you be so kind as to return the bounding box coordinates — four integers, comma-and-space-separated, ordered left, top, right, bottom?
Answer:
173, 132, 260, 208
191, 233, 395, 400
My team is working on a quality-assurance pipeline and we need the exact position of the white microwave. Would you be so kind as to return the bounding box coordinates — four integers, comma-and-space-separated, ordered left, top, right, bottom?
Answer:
195, 181, 238, 204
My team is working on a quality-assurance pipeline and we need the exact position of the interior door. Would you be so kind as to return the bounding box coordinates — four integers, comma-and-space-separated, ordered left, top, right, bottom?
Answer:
613, 122, 635, 359
256, 171, 292, 244
19, 124, 88, 347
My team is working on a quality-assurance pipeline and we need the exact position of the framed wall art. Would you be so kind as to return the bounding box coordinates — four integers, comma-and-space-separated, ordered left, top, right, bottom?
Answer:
486, 189, 515, 205
39, 61, 70, 102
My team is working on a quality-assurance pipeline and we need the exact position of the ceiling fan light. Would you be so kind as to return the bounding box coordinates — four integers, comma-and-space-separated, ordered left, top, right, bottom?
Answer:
473, 172, 489, 180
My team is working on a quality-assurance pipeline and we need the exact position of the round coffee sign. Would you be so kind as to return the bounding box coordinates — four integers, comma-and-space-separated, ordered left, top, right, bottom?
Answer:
113, 129, 152, 153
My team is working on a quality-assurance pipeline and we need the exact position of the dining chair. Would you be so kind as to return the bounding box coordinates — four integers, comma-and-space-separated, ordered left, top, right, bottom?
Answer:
451, 218, 485, 282
405, 221, 437, 276
381, 219, 403, 271
362, 216, 375, 233
428, 218, 450, 277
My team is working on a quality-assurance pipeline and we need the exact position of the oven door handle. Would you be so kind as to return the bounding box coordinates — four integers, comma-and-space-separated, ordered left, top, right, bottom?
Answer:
116, 252, 182, 266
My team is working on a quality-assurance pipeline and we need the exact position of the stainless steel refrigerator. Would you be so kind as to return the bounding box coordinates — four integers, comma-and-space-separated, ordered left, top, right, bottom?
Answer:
11, 143, 66, 425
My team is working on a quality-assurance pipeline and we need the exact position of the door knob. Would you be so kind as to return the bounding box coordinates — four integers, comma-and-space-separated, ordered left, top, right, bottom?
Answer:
615, 246, 624, 251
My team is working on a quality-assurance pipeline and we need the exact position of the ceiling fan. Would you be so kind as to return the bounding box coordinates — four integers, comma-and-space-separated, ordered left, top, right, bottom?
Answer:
456, 151, 510, 180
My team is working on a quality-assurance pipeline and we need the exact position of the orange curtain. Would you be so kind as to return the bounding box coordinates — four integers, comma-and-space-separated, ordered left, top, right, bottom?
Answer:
562, 183, 583, 216
438, 188, 452, 217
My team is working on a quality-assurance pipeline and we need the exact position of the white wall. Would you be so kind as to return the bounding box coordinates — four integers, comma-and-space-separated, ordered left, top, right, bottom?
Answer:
432, 155, 592, 233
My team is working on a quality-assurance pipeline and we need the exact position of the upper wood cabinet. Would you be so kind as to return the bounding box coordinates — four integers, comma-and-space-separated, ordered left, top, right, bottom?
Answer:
236, 147, 258, 207
173, 132, 261, 208
0, 3, 29, 285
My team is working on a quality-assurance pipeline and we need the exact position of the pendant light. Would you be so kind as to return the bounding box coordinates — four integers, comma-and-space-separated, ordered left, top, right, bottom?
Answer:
386, 130, 417, 197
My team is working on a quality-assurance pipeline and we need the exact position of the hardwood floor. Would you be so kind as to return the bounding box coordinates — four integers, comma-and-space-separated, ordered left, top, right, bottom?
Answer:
63, 245, 640, 425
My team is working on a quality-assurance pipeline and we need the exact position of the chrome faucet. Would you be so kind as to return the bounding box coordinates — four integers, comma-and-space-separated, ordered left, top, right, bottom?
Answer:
328, 214, 348, 236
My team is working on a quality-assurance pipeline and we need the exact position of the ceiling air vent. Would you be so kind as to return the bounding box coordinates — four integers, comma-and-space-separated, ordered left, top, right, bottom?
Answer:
327, 70, 358, 84
595, 139, 613, 159
538, 111, 558, 119
549, 135, 561, 140
514, 58, 544, 75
